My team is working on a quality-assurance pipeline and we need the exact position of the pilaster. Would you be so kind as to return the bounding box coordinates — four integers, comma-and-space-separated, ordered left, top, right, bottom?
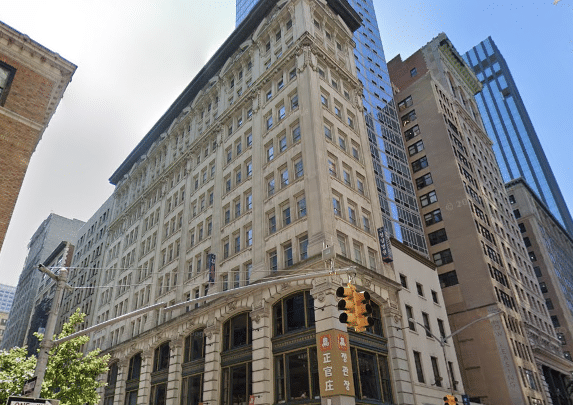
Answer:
202, 323, 221, 405
251, 305, 273, 405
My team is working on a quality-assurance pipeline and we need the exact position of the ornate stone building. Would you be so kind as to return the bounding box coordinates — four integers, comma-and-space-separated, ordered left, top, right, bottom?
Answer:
91, 1, 464, 405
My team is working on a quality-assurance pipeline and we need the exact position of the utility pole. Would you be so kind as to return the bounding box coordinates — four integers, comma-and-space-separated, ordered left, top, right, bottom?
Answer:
32, 264, 71, 398
409, 310, 502, 395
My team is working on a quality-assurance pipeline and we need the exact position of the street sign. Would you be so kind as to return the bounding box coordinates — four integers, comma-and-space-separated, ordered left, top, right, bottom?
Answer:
7, 397, 59, 405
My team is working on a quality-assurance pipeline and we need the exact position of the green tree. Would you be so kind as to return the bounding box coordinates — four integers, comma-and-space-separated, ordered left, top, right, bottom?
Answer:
0, 346, 36, 404
0, 309, 109, 405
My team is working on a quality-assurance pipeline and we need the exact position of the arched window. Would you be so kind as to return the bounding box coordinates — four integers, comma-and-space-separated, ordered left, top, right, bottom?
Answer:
125, 353, 141, 405
182, 329, 205, 405
150, 342, 170, 405
273, 291, 315, 336
221, 313, 253, 405
223, 312, 252, 350
104, 362, 118, 405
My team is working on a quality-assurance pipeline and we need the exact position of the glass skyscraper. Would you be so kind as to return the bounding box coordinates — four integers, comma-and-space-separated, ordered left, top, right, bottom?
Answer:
236, 0, 428, 255
464, 37, 573, 235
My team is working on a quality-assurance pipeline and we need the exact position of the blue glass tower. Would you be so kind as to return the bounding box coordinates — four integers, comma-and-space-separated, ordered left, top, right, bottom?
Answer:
236, 0, 428, 254
464, 37, 573, 235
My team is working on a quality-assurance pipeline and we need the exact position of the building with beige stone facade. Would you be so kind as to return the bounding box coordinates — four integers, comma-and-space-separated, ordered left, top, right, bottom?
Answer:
506, 178, 573, 404
388, 33, 572, 405
87, 2, 467, 405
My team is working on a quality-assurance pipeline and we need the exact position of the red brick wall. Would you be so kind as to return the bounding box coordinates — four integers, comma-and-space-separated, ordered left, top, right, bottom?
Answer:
0, 52, 57, 251
387, 50, 428, 93
1, 54, 54, 123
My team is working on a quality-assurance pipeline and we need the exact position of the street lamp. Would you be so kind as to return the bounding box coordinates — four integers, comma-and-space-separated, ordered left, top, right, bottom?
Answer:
408, 310, 503, 395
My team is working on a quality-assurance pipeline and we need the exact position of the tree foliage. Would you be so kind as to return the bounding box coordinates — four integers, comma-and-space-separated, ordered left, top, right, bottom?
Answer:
0, 309, 109, 405
0, 346, 36, 404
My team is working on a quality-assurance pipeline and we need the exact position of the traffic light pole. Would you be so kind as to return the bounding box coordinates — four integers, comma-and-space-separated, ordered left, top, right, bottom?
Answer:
32, 265, 70, 398
408, 310, 502, 395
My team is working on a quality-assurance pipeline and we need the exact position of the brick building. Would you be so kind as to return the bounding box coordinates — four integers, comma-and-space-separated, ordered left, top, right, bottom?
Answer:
0, 21, 76, 252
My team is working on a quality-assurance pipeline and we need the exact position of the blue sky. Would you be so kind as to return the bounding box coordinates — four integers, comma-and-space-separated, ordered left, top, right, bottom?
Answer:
0, 0, 571, 286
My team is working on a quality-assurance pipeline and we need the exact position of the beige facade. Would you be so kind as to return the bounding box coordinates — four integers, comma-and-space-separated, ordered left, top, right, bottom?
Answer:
391, 238, 465, 402
506, 178, 573, 403
90, 1, 429, 405
388, 33, 571, 405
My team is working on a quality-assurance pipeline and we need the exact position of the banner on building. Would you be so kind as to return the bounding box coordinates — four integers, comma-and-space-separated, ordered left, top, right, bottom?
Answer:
208, 253, 216, 284
377, 227, 393, 263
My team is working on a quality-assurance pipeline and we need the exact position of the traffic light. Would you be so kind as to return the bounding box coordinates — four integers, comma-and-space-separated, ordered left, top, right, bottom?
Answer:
443, 395, 458, 405
353, 290, 375, 332
336, 284, 357, 327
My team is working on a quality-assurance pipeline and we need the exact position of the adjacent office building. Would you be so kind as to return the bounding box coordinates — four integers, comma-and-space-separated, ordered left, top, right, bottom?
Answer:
0, 21, 76, 252
1, 213, 84, 349
0, 283, 16, 347
24, 240, 75, 356
463, 37, 573, 235
237, 0, 429, 255
506, 178, 573, 404
388, 33, 570, 404
57, 195, 114, 338
91, 2, 464, 405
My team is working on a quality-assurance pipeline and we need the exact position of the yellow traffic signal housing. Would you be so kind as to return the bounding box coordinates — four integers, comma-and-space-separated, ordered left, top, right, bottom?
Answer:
336, 284, 357, 326
443, 395, 458, 405
353, 291, 375, 332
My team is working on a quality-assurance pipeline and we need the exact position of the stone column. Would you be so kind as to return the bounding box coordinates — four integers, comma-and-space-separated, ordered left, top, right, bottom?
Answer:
311, 278, 355, 405
251, 304, 273, 405
202, 323, 221, 405
114, 359, 130, 405
383, 297, 414, 405
138, 349, 154, 405
166, 338, 184, 405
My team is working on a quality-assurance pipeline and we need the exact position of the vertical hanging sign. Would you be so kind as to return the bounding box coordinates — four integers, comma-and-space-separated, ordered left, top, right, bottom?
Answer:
316, 330, 355, 397
377, 227, 393, 263
208, 253, 216, 284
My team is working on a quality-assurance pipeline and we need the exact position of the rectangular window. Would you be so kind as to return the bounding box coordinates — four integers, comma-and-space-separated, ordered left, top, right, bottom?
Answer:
267, 178, 275, 197
411, 156, 428, 172
420, 190, 437, 207
416, 283, 424, 297
292, 125, 301, 142
398, 95, 413, 111
280, 168, 289, 188
333, 197, 342, 217
424, 208, 442, 226
406, 305, 415, 330
432, 249, 453, 266
439, 270, 459, 288
284, 244, 293, 267
413, 351, 425, 383
428, 228, 448, 245
266, 115, 273, 130
337, 233, 347, 257
321, 94, 328, 107
422, 312, 432, 337
278, 105, 286, 120
294, 159, 304, 178
401, 110, 417, 126
299, 235, 308, 260
0, 62, 16, 105
291, 94, 299, 110
431, 356, 442, 387
404, 125, 420, 140
269, 250, 278, 271
282, 206, 291, 226
269, 213, 277, 234
324, 125, 332, 140
279, 135, 287, 152
297, 196, 307, 218
416, 173, 433, 189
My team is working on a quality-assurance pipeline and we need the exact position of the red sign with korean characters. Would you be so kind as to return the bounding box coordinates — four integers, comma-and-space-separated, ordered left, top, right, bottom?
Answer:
316, 330, 355, 397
